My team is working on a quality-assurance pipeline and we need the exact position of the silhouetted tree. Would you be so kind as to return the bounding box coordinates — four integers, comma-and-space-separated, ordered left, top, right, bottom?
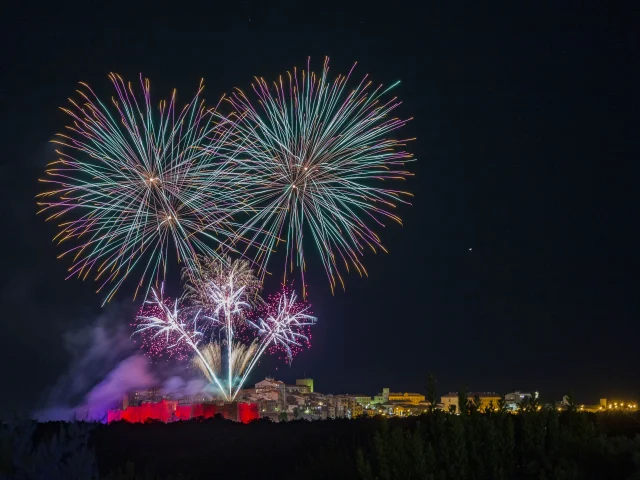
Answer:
565, 390, 577, 412
484, 400, 496, 414
426, 373, 437, 412
497, 397, 508, 414
471, 393, 482, 415
0, 420, 97, 479
447, 416, 467, 478
517, 392, 541, 414
458, 387, 469, 416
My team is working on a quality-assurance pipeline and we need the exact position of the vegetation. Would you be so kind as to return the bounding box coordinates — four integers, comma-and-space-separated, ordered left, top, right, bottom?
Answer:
1, 408, 640, 479
355, 407, 640, 480
0, 420, 97, 479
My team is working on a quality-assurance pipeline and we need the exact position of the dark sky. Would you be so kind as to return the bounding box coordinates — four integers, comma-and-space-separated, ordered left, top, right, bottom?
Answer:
1, 2, 639, 412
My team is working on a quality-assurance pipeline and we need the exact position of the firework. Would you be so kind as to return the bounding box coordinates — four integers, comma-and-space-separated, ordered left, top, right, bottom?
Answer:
132, 293, 194, 361
37, 74, 239, 303
134, 258, 315, 401
192, 343, 222, 383
235, 288, 315, 399
183, 255, 261, 397
229, 340, 259, 378
135, 288, 226, 395
221, 57, 414, 294
248, 288, 314, 361
182, 254, 262, 319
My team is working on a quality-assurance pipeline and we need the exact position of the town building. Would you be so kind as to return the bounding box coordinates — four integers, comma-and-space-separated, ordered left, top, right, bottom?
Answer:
110, 393, 259, 424
440, 392, 502, 413
388, 392, 426, 405
589, 398, 636, 412
353, 395, 373, 406
286, 383, 311, 394
377, 402, 396, 415
255, 377, 285, 393
504, 391, 534, 410
296, 378, 314, 393
255, 377, 286, 410
392, 403, 423, 416
371, 388, 390, 404
328, 394, 362, 418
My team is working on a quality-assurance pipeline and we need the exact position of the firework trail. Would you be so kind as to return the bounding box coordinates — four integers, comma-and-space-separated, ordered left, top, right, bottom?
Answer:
37, 74, 240, 303
221, 57, 414, 295
190, 340, 258, 394
192, 343, 222, 384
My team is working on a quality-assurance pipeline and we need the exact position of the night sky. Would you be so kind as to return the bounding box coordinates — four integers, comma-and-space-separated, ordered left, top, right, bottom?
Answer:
1, 2, 638, 413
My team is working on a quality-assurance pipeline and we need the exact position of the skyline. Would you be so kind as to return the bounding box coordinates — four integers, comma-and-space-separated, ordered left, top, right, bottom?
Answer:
1, 2, 639, 414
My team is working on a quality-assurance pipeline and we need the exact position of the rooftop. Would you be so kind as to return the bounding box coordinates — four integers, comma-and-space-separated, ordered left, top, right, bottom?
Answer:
441, 392, 500, 398
256, 378, 284, 386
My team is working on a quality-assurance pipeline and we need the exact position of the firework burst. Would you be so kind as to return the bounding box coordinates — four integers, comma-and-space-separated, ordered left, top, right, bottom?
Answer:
135, 287, 227, 395
133, 258, 316, 401
182, 254, 262, 321
132, 292, 195, 361
249, 288, 314, 361
233, 287, 315, 399
183, 256, 261, 397
37, 74, 239, 303
221, 57, 414, 295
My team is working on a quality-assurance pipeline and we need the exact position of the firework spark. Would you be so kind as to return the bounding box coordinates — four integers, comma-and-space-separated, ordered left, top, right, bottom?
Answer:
37, 74, 239, 303
221, 57, 414, 295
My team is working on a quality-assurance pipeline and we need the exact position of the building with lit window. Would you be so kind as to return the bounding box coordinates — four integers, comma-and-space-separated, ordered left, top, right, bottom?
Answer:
285, 383, 311, 394
371, 388, 390, 404
353, 395, 373, 406
441, 392, 502, 413
504, 391, 535, 410
296, 378, 314, 393
392, 403, 425, 416
255, 377, 286, 410
328, 395, 362, 418
388, 392, 426, 405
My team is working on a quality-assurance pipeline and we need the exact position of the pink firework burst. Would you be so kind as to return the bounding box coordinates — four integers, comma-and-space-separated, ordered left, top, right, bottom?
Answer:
248, 286, 315, 363
132, 289, 202, 361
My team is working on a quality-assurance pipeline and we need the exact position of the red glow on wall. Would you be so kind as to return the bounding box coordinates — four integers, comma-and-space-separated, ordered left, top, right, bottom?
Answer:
238, 402, 260, 423
108, 401, 259, 424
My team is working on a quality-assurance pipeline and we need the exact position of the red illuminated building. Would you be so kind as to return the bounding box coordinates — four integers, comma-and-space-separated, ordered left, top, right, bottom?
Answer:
107, 400, 259, 424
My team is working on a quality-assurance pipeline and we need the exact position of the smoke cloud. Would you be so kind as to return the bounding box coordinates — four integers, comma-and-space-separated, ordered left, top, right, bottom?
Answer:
34, 302, 207, 422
